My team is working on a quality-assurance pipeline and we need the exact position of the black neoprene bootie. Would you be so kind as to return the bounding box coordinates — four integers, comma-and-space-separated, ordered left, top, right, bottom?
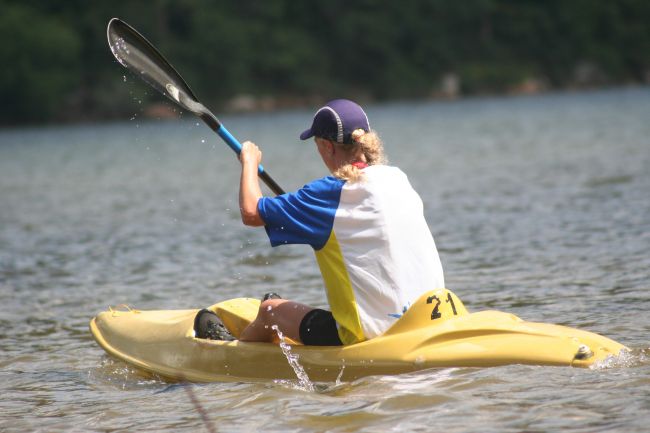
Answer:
261, 292, 282, 301
193, 309, 235, 341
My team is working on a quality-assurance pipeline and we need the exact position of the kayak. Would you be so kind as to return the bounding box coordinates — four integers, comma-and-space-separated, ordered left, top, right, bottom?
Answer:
90, 288, 627, 382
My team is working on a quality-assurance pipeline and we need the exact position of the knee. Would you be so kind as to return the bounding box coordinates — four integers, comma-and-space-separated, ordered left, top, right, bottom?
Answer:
257, 299, 283, 323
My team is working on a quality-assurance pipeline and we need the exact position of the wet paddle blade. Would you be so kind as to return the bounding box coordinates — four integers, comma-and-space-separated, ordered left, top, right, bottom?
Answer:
107, 18, 204, 115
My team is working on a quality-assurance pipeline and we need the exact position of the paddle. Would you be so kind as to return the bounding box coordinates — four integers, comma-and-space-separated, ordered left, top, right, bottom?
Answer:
106, 18, 285, 195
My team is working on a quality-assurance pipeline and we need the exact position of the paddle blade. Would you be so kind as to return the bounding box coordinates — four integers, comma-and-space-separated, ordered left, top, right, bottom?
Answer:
107, 18, 202, 114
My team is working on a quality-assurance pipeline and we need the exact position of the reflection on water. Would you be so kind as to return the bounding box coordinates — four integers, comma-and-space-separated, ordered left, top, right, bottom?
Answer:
1, 87, 649, 432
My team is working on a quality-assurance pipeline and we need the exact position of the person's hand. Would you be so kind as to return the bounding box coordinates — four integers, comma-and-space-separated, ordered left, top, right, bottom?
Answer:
240, 141, 262, 167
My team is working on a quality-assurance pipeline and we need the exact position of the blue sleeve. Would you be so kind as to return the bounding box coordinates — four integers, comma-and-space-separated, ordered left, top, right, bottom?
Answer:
258, 176, 345, 250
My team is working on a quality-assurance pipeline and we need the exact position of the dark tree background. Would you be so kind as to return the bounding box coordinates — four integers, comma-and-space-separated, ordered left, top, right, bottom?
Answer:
1, 0, 648, 125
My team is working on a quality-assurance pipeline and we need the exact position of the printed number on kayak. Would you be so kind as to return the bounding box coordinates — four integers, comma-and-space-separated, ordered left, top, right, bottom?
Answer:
426, 293, 458, 320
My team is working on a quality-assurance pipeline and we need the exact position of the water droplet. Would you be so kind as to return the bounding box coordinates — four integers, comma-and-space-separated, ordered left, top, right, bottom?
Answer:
201, 139, 205, 143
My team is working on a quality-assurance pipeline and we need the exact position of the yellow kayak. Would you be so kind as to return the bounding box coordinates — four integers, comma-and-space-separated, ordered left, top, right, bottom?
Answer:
89, 289, 627, 382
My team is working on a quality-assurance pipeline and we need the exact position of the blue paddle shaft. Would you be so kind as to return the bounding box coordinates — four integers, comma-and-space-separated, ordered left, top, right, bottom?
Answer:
200, 111, 284, 195
216, 125, 266, 175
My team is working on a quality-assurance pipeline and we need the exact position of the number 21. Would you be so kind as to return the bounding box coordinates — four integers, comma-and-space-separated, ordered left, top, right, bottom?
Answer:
426, 292, 458, 320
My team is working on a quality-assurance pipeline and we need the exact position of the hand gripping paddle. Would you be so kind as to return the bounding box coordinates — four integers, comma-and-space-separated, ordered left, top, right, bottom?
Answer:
106, 18, 285, 195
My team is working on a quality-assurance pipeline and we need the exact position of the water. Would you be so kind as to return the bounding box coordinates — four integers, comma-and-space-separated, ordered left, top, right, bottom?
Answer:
1, 87, 649, 432
271, 325, 315, 392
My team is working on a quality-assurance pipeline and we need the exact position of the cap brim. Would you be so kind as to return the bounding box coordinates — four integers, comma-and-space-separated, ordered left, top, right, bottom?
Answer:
299, 128, 314, 140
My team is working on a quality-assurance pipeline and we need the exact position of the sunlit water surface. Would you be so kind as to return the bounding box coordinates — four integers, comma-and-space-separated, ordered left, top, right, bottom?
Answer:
1, 87, 649, 432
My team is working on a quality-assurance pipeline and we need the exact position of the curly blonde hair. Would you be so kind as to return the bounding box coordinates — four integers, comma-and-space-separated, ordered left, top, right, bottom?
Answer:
333, 129, 387, 182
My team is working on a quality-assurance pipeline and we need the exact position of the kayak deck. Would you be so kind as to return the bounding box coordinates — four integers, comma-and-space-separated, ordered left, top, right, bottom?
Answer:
90, 289, 627, 382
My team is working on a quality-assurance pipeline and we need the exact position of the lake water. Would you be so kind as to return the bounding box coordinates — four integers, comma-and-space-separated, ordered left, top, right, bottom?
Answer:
1, 87, 649, 432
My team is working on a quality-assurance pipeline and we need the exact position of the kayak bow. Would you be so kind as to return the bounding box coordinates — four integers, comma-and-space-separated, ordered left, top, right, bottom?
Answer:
90, 289, 627, 382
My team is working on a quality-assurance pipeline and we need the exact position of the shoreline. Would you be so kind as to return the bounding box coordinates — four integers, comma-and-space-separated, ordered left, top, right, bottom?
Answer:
1, 84, 648, 131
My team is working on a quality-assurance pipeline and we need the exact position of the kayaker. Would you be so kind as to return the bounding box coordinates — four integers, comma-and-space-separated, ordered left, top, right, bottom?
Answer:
237, 99, 445, 345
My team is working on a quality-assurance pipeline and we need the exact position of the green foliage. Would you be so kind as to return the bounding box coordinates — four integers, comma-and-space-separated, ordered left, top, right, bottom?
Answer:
1, 0, 648, 125
0, 2, 81, 123
459, 63, 534, 94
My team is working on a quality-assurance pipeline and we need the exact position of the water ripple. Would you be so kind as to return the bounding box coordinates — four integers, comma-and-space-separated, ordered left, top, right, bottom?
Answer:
1, 88, 649, 432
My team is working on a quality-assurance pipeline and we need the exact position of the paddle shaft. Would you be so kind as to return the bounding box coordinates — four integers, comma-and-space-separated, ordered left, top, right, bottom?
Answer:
198, 109, 285, 196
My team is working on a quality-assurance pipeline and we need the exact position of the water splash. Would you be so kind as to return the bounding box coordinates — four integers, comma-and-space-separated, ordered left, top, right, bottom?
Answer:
91, 358, 163, 390
272, 325, 314, 392
591, 348, 650, 369
335, 361, 345, 386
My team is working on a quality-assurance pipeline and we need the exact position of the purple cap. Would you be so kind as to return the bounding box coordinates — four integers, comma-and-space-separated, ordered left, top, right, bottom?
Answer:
299, 99, 370, 144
